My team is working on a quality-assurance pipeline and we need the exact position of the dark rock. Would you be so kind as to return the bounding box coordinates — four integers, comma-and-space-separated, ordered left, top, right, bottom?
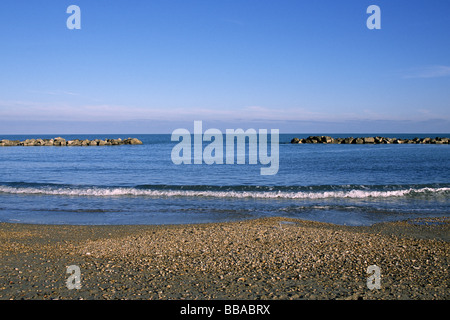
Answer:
111, 139, 123, 145
43, 139, 54, 146
3, 136, 139, 147
374, 137, 384, 144
23, 139, 36, 146
0, 139, 18, 146
343, 137, 354, 144
67, 140, 81, 146
289, 135, 448, 145
53, 137, 66, 146
127, 138, 142, 145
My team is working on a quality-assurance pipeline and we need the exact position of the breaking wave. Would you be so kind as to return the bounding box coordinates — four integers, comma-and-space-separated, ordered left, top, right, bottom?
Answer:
0, 182, 448, 200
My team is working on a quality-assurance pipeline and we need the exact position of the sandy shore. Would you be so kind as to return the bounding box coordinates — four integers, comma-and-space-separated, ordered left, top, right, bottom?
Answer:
0, 217, 448, 300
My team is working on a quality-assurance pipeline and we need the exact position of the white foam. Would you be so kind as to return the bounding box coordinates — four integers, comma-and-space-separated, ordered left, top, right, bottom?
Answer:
0, 185, 448, 199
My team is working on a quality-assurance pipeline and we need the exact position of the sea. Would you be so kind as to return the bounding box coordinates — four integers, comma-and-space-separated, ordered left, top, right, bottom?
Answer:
0, 133, 449, 226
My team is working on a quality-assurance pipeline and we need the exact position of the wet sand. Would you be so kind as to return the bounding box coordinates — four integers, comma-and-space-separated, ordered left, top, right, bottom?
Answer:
0, 217, 448, 300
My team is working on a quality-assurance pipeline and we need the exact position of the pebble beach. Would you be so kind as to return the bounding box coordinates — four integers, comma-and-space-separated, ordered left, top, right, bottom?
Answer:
0, 217, 448, 300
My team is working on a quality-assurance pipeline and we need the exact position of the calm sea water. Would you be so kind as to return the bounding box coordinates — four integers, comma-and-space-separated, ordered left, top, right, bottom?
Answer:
0, 134, 449, 226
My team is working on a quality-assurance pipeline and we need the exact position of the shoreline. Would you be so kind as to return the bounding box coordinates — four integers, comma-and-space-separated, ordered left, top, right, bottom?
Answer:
1, 216, 448, 300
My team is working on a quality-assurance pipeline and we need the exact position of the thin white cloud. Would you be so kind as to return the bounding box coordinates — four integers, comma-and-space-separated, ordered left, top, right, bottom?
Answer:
0, 101, 155, 121
403, 65, 450, 79
1, 100, 448, 123
28, 90, 79, 96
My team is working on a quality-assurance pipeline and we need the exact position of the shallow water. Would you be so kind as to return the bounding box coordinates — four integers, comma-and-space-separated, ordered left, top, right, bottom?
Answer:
0, 134, 449, 226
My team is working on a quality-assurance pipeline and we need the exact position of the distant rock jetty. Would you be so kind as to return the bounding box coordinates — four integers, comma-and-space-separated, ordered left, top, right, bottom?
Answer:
291, 136, 449, 144
0, 137, 143, 147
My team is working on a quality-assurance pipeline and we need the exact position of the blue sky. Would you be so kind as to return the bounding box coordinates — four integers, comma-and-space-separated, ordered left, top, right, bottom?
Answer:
0, 0, 449, 133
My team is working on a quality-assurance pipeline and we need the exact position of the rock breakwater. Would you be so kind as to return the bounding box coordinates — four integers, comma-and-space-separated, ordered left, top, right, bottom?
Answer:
291, 136, 449, 144
0, 137, 143, 146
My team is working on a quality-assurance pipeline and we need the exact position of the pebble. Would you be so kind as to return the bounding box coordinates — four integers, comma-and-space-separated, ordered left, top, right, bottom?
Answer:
0, 217, 448, 300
